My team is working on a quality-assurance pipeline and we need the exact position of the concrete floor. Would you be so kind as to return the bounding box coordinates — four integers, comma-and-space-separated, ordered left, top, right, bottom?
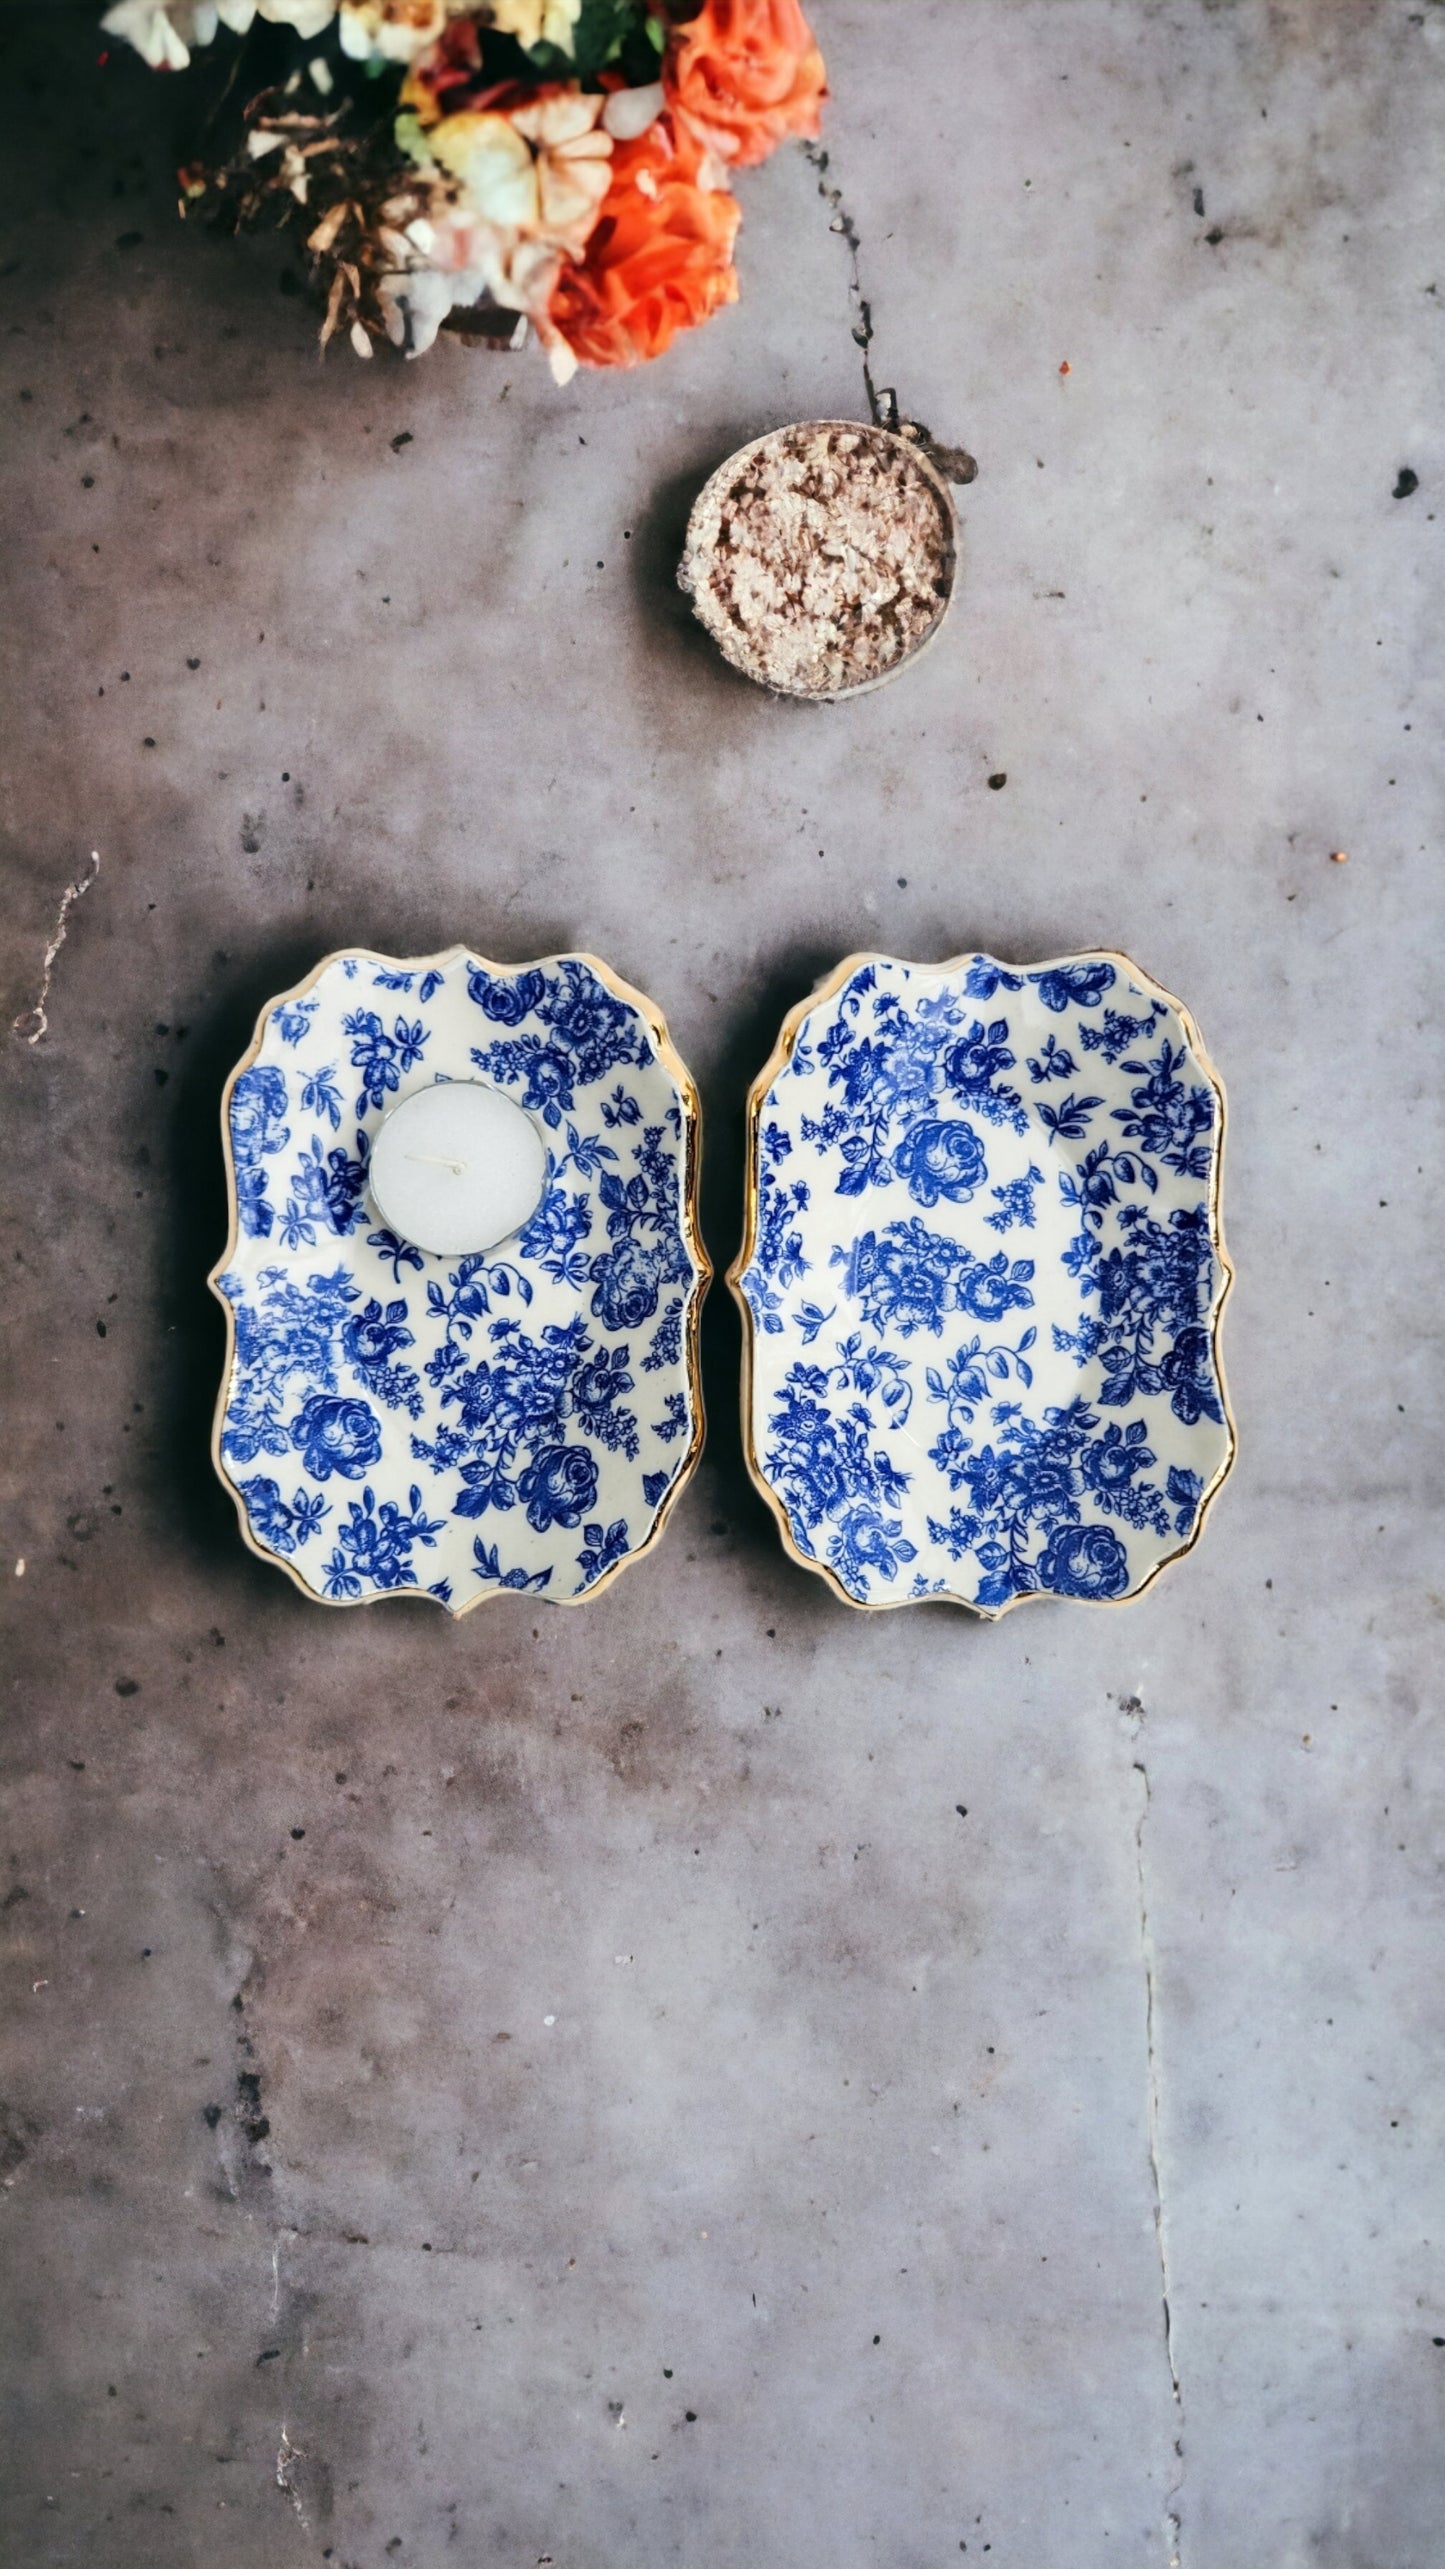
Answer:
2, 3, 1441, 2563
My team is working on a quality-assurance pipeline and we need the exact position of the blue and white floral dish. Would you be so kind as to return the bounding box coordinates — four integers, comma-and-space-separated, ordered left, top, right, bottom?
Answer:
731, 951, 1233, 1616
210, 947, 709, 1614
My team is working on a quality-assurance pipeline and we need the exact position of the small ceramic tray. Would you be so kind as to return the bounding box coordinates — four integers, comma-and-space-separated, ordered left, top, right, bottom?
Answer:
210, 947, 708, 1613
731, 951, 1233, 1615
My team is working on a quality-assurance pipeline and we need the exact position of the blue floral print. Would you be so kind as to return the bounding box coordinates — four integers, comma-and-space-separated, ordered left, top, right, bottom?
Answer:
277, 1131, 369, 1247
943, 1019, 1029, 1131
1054, 1202, 1223, 1427
760, 1362, 914, 1588
468, 957, 652, 1128
1078, 1000, 1166, 1064
642, 1299, 684, 1374
1109, 1041, 1215, 1180
1037, 1092, 1104, 1145
340, 1296, 424, 1416
321, 1484, 444, 1596
343, 1009, 428, 1114
416, 1300, 638, 1519
1026, 1034, 1078, 1084
892, 1117, 986, 1206
467, 965, 546, 1026
1028, 961, 1115, 1014
215, 953, 704, 1610
587, 1122, 696, 1335
985, 1166, 1044, 1233
925, 1397, 1170, 1609
738, 953, 1230, 1611
792, 977, 1029, 1204
219, 1264, 416, 1465
230, 1064, 290, 1239
651, 1389, 691, 1444
962, 960, 1025, 1001
590, 1238, 661, 1331
518, 1443, 599, 1531
291, 1391, 382, 1481
746, 1166, 810, 1333
834, 1221, 1035, 1337
576, 1517, 631, 1582
372, 968, 443, 1001
300, 1064, 344, 1130
519, 1184, 593, 1287
236, 1478, 329, 1554
1035, 1520, 1130, 1598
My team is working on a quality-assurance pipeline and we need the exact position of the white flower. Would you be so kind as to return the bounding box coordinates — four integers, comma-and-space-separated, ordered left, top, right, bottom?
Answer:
375, 258, 505, 358
487, 0, 582, 54
428, 112, 535, 230
337, 0, 458, 64
376, 267, 458, 356
101, 1, 218, 68
256, 0, 338, 34
383, 88, 612, 366
430, 90, 611, 257
102, 0, 336, 58
601, 81, 663, 143
375, 186, 563, 359
424, 201, 559, 308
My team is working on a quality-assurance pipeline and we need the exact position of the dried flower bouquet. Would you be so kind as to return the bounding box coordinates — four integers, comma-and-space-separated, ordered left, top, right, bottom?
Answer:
101, 0, 827, 377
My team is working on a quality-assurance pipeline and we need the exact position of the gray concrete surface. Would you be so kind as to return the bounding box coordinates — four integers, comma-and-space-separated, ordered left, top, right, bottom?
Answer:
2, 3, 1442, 2563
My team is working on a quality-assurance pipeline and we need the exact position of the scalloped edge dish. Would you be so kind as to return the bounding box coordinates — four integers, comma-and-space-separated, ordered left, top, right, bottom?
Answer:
729, 948, 1235, 1617
209, 945, 709, 1616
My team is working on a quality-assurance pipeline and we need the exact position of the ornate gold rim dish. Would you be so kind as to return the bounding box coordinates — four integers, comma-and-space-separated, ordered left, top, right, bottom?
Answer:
209, 945, 710, 1616
729, 948, 1235, 1617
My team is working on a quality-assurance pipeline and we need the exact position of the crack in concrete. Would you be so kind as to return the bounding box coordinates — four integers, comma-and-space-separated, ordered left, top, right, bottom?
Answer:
1133, 1756, 1185, 2568
275, 2423, 310, 2532
11, 849, 100, 1044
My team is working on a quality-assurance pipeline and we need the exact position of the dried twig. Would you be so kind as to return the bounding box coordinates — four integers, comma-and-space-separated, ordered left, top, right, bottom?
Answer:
181, 92, 442, 353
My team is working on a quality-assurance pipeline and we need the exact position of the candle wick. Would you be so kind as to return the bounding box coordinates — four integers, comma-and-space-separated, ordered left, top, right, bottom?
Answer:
405, 1151, 469, 1175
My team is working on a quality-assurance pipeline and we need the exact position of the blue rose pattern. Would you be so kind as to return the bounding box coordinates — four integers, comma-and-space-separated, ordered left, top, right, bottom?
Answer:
740, 955, 1230, 1611
217, 954, 703, 1610
291, 1391, 384, 1481
891, 1116, 987, 1207
230, 1064, 290, 1238
467, 956, 653, 1127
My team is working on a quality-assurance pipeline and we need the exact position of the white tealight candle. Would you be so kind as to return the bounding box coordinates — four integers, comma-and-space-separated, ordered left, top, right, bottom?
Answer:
367, 1081, 548, 1257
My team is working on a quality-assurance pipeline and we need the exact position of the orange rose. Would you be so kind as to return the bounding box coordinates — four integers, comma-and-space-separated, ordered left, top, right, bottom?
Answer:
544, 114, 740, 375
663, 0, 826, 170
